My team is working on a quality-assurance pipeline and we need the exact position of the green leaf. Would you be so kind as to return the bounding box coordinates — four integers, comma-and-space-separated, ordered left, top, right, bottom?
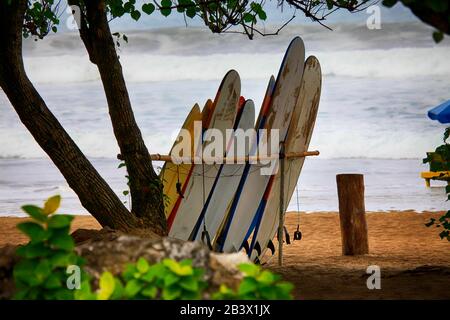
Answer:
136, 257, 150, 273
35, 260, 52, 284
243, 13, 255, 23
163, 259, 193, 276
238, 278, 258, 295
164, 273, 179, 287
110, 278, 124, 300
43, 195, 61, 215
141, 263, 165, 282
49, 233, 75, 251
14, 260, 41, 286
382, 0, 398, 8
97, 272, 116, 300
75, 279, 96, 300
238, 263, 259, 277
258, 10, 267, 21
142, 3, 156, 15
186, 6, 196, 18
425, 218, 436, 227
21, 205, 47, 222
47, 214, 73, 229
141, 286, 158, 298
131, 10, 141, 21
17, 222, 47, 242
49, 251, 78, 267
257, 270, 277, 285
162, 285, 181, 300
179, 259, 193, 266
44, 273, 62, 289
122, 263, 138, 280
274, 282, 294, 299
439, 230, 450, 239
433, 31, 444, 43
179, 276, 199, 292
160, 0, 172, 17
124, 279, 143, 298
16, 242, 52, 258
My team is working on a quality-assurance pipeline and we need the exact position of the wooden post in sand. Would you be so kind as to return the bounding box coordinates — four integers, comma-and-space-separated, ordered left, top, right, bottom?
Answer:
336, 174, 369, 255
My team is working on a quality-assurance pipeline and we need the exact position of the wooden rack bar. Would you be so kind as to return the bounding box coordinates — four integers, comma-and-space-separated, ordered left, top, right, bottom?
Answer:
150, 150, 319, 163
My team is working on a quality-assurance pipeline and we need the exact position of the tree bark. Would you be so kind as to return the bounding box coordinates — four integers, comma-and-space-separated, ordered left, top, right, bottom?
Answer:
336, 174, 369, 256
69, 0, 166, 235
0, 0, 142, 232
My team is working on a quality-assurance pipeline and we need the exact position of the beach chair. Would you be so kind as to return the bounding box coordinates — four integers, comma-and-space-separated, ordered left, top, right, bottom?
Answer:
421, 152, 450, 187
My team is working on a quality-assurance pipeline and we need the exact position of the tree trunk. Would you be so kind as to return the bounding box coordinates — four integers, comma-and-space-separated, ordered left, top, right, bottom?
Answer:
0, 0, 145, 233
336, 174, 369, 256
69, 0, 166, 235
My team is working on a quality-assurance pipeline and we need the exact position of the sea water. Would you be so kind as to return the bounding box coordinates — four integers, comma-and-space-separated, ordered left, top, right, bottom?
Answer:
0, 22, 449, 216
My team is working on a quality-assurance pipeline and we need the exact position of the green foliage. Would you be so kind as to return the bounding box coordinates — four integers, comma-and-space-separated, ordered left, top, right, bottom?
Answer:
382, 0, 449, 43
18, 1, 375, 41
212, 263, 294, 300
23, 0, 61, 39
423, 127, 450, 172
424, 127, 450, 242
14, 196, 295, 300
119, 258, 207, 299
13, 195, 85, 300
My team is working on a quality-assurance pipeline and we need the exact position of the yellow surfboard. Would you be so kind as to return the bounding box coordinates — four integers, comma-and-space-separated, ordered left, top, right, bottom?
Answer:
160, 104, 202, 217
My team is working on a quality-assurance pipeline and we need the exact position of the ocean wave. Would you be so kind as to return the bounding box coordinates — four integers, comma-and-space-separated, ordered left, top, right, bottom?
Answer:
24, 45, 450, 84
1, 123, 443, 160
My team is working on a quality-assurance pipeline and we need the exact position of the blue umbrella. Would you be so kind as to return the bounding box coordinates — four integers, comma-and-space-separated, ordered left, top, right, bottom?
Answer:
428, 100, 450, 124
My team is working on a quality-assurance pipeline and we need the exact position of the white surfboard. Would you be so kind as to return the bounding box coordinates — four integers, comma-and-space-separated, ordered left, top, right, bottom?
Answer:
216, 37, 306, 253
190, 99, 255, 243
169, 70, 240, 240
250, 56, 322, 262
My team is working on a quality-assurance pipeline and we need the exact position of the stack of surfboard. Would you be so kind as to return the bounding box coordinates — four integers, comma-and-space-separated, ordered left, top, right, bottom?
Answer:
159, 37, 322, 263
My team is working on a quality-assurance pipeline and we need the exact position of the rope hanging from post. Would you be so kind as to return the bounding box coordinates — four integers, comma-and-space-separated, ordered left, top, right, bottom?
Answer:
176, 165, 184, 198
278, 142, 285, 266
294, 183, 302, 241
200, 161, 213, 250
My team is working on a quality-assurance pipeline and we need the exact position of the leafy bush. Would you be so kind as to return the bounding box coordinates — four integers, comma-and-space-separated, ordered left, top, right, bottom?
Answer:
423, 128, 450, 172
79, 258, 207, 300
424, 127, 450, 241
13, 195, 85, 299
13, 195, 295, 300
212, 263, 293, 300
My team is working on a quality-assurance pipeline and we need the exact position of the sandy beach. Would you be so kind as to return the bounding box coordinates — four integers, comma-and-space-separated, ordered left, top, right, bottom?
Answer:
1, 210, 449, 299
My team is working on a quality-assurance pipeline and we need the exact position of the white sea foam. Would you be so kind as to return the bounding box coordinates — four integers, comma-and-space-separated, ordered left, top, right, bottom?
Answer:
22, 22, 450, 83
1, 22, 449, 161
24, 47, 450, 83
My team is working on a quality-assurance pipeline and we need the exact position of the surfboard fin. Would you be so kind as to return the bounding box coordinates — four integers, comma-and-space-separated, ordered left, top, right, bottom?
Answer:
175, 181, 184, 198
201, 227, 213, 250
254, 242, 262, 257
267, 240, 275, 255
242, 240, 250, 255
284, 226, 291, 245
